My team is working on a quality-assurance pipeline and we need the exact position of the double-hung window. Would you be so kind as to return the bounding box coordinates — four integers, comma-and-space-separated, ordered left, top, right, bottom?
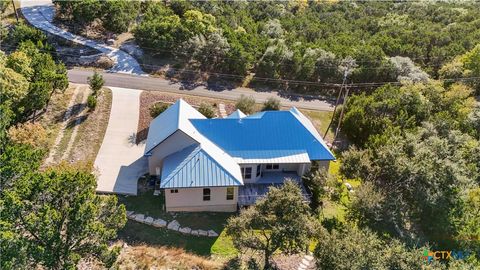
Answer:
203, 188, 211, 201
226, 187, 234, 200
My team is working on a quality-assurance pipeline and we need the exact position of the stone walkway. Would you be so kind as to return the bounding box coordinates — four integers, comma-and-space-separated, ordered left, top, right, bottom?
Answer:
218, 103, 227, 118
126, 211, 219, 238
297, 253, 315, 270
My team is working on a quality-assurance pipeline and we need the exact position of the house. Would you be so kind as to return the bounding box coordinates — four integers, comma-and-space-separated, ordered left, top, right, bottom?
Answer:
144, 99, 335, 212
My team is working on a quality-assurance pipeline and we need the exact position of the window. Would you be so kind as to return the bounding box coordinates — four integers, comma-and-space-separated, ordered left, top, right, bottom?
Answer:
170, 189, 178, 193
266, 163, 279, 170
241, 167, 252, 179
203, 188, 211, 201
256, 164, 261, 177
226, 187, 234, 200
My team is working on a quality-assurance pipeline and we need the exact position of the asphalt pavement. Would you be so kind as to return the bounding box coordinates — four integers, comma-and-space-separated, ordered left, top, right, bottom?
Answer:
68, 69, 334, 111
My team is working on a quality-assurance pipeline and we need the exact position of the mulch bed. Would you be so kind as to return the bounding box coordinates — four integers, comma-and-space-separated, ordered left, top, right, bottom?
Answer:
137, 91, 236, 143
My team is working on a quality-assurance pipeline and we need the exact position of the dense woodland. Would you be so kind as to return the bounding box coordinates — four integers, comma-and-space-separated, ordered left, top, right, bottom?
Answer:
54, 0, 480, 93
1, 1, 480, 269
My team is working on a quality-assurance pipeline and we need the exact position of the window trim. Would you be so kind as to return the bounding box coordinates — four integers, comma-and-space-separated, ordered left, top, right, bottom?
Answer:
266, 163, 279, 170
241, 167, 252, 179
203, 188, 211, 201
226, 187, 234, 200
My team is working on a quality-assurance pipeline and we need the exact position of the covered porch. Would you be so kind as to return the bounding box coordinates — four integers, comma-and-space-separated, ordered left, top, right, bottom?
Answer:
238, 172, 311, 206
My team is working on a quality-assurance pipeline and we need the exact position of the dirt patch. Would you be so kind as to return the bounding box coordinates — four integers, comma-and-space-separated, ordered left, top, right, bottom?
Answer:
68, 88, 112, 166
137, 91, 236, 143
38, 85, 76, 158
78, 241, 223, 270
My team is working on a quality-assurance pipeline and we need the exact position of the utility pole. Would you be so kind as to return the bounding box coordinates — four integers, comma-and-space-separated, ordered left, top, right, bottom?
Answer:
333, 83, 351, 142
323, 70, 347, 139
323, 56, 357, 140
11, 0, 19, 23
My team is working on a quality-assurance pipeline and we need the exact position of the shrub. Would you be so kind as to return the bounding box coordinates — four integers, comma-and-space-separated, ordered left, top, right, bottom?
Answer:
235, 95, 255, 115
262, 97, 281, 111
198, 103, 216, 118
8, 122, 48, 150
150, 102, 169, 118
8, 23, 46, 46
87, 94, 97, 110
88, 71, 104, 96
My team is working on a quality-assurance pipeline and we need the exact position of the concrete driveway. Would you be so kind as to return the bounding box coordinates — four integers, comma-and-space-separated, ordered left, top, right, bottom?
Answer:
20, 0, 145, 75
94, 87, 146, 195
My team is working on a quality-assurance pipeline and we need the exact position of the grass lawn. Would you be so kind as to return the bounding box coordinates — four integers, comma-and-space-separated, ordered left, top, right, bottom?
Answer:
117, 186, 237, 258
300, 109, 334, 142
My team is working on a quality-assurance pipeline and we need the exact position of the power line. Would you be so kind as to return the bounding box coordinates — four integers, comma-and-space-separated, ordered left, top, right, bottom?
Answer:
1, 43, 479, 88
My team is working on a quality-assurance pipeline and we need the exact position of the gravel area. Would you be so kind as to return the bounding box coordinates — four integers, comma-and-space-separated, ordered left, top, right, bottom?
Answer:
137, 91, 236, 142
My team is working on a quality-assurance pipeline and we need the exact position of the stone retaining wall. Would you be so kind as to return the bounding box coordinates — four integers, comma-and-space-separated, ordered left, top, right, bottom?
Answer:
126, 211, 219, 237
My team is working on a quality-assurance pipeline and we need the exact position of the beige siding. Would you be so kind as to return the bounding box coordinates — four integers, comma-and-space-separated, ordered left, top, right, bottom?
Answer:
165, 187, 238, 212
148, 130, 197, 175
317, 160, 330, 172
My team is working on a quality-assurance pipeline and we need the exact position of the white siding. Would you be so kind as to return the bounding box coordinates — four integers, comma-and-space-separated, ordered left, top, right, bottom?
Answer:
148, 130, 197, 175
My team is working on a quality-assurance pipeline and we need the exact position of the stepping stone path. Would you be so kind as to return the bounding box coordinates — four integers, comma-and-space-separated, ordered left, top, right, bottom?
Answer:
144, 216, 154, 225
153, 218, 167, 228
126, 211, 218, 237
218, 103, 227, 118
167, 220, 180, 231
297, 253, 315, 270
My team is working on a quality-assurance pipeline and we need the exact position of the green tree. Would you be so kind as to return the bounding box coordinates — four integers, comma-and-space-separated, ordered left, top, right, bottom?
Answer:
7, 23, 46, 46
0, 65, 29, 104
134, 14, 185, 53
198, 103, 216, 118
342, 124, 480, 243
5, 51, 33, 78
302, 167, 328, 212
226, 180, 317, 269
0, 164, 127, 269
262, 97, 281, 111
88, 71, 104, 96
235, 95, 256, 115
103, 0, 140, 33
314, 226, 428, 270
15, 41, 68, 121
340, 82, 475, 146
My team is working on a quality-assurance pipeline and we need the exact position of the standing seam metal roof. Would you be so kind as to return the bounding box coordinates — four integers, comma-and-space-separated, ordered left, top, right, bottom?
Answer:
161, 144, 243, 188
190, 109, 335, 160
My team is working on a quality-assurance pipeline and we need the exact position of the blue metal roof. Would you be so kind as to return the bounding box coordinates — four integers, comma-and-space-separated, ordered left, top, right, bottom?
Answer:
161, 144, 243, 189
190, 109, 335, 160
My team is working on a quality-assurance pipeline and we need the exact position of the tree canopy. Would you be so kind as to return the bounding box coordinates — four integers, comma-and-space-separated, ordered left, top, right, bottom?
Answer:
226, 180, 317, 269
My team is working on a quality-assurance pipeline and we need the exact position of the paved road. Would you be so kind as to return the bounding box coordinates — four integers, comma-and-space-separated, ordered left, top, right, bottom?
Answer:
69, 69, 334, 111
20, 0, 332, 111
94, 87, 147, 195
20, 0, 145, 75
